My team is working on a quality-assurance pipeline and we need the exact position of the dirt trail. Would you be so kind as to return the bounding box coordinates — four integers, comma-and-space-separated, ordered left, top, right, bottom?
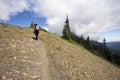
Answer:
39, 40, 50, 80
0, 26, 50, 80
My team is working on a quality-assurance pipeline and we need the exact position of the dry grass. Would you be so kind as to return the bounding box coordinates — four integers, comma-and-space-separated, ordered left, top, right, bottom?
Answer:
0, 24, 50, 80
0, 23, 120, 80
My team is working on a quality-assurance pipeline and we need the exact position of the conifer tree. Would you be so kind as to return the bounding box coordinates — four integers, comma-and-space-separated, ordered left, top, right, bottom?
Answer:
103, 38, 106, 47
102, 38, 112, 61
30, 21, 34, 28
86, 36, 91, 49
70, 32, 75, 41
80, 35, 84, 43
62, 15, 71, 40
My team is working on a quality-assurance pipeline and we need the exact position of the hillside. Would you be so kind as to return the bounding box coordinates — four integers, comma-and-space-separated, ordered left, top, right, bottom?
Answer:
0, 23, 50, 80
0, 23, 120, 80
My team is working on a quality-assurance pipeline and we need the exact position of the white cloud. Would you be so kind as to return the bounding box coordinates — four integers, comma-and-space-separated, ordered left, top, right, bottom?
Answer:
0, 0, 120, 41
0, 0, 29, 21
103, 36, 120, 42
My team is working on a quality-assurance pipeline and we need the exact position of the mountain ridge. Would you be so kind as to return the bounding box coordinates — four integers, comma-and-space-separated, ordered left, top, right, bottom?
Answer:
107, 42, 120, 54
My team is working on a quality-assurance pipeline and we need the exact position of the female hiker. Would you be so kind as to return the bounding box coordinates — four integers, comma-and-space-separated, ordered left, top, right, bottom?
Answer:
33, 24, 39, 40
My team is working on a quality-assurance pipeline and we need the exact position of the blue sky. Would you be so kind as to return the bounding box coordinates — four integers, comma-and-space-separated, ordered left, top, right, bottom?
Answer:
100, 29, 120, 42
0, 0, 120, 42
5, 11, 46, 27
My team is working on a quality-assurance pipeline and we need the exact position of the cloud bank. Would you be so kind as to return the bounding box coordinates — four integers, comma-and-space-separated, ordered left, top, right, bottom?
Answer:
0, 0, 120, 41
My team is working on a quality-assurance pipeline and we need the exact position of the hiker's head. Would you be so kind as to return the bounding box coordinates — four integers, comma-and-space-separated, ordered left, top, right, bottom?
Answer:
34, 24, 37, 26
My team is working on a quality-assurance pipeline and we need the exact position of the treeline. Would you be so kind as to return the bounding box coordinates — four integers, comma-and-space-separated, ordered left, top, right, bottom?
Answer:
71, 33, 113, 61
62, 16, 120, 66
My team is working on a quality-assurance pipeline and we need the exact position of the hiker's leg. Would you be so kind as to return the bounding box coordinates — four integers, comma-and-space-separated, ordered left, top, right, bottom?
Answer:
35, 30, 39, 40
36, 35, 38, 40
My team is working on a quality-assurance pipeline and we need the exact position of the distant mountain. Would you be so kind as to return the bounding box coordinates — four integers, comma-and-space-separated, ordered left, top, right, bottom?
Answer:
91, 40, 104, 48
107, 42, 120, 55
91, 41, 120, 55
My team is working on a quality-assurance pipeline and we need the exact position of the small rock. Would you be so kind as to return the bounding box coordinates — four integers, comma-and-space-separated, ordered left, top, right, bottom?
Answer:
14, 70, 20, 73
27, 67, 30, 70
2, 76, 6, 79
20, 50, 25, 53
21, 59, 26, 62
12, 39, 14, 41
31, 49, 34, 51
12, 44, 16, 48
23, 56, 27, 59
31, 75, 38, 79
31, 75, 40, 79
13, 57, 16, 60
22, 73, 28, 76
9, 43, 12, 46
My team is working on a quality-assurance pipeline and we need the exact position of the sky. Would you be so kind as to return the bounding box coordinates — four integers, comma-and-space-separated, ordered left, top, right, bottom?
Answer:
0, 0, 120, 42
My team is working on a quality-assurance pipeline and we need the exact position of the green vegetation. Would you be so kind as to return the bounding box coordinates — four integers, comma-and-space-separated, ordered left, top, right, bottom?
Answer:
62, 15, 71, 40
30, 21, 34, 28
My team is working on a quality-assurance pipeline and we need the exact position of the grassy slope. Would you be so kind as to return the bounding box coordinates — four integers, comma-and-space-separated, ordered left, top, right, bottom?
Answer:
41, 29, 120, 80
0, 24, 50, 80
0, 23, 120, 80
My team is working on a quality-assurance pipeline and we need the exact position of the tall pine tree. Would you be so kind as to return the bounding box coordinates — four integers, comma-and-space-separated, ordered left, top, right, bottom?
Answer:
86, 36, 91, 49
62, 15, 71, 40
103, 38, 106, 47
102, 38, 112, 61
